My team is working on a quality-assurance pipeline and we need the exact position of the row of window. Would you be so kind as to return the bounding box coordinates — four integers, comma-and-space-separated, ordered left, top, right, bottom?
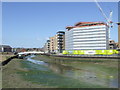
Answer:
66, 47, 107, 49
72, 26, 106, 30
72, 39, 107, 42
73, 32, 106, 35
65, 33, 107, 37
73, 36, 106, 39
65, 42, 107, 45
75, 42, 106, 44
73, 45, 106, 47
75, 45, 108, 47
73, 29, 106, 33
66, 38, 106, 42
74, 42, 107, 44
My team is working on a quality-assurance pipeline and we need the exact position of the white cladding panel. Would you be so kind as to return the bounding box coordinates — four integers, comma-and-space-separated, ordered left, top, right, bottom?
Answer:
65, 25, 109, 50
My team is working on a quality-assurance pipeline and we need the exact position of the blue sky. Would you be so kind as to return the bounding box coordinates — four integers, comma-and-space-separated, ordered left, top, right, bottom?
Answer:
2, 2, 118, 48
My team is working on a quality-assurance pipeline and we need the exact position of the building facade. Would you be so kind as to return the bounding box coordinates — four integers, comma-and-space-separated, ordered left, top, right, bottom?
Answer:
43, 40, 50, 53
65, 22, 109, 50
0, 45, 12, 52
49, 31, 65, 53
56, 31, 65, 53
109, 40, 117, 49
49, 36, 56, 53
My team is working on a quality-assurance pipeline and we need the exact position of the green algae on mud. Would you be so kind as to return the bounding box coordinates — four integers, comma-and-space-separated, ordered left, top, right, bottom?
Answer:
2, 59, 52, 88
2, 55, 118, 88
32, 55, 118, 62
19, 60, 104, 88
19, 55, 118, 88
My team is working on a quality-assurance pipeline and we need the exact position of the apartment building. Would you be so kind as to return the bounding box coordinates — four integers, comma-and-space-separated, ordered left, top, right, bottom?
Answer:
65, 22, 109, 50
0, 45, 12, 52
50, 36, 56, 53
49, 31, 65, 53
56, 31, 65, 53
43, 40, 50, 53
109, 40, 117, 49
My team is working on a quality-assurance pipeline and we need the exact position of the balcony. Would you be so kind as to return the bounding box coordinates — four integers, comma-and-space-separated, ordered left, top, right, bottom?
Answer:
57, 36, 63, 39
57, 39, 63, 42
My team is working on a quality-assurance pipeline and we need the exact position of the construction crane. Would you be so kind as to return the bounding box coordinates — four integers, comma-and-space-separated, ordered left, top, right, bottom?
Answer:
94, 0, 113, 39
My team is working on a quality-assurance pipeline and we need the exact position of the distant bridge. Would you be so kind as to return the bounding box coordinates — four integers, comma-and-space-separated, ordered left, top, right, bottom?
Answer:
18, 51, 44, 56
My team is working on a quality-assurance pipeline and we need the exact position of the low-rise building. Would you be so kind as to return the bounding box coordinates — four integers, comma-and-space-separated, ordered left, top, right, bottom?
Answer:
0, 45, 12, 52
12, 48, 42, 53
12, 48, 27, 52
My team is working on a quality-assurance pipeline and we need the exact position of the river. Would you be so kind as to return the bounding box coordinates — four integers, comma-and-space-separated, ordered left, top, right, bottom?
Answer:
18, 55, 118, 88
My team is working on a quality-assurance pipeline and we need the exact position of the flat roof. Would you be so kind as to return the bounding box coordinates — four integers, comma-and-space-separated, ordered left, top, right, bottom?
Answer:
66, 22, 107, 30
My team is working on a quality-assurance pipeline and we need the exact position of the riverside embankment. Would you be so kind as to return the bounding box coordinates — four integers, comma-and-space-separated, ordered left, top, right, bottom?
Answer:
0, 54, 15, 62
1, 55, 18, 66
2, 55, 119, 88
0, 53, 18, 89
2, 58, 51, 88
32, 55, 119, 65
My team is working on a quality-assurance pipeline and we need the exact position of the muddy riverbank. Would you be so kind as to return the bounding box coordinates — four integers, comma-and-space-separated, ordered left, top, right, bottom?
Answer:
2, 58, 53, 88
32, 55, 118, 67
2, 55, 118, 88
25, 55, 118, 88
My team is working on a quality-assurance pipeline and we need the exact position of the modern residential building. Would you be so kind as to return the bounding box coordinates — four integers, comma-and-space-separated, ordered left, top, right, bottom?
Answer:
43, 40, 50, 53
49, 31, 65, 53
0, 45, 12, 52
65, 22, 109, 50
50, 36, 56, 53
56, 31, 65, 53
109, 40, 117, 49
115, 43, 119, 49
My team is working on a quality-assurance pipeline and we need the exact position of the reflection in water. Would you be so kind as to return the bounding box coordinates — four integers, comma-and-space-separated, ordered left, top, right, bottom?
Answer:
27, 58, 47, 65
27, 57, 73, 74
48, 63, 74, 74
26, 56, 118, 88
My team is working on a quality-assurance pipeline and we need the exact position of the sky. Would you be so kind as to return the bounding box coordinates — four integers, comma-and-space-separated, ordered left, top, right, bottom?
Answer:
2, 2, 118, 48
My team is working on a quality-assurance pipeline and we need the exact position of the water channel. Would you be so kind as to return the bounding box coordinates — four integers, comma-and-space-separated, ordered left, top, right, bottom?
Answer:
18, 55, 118, 88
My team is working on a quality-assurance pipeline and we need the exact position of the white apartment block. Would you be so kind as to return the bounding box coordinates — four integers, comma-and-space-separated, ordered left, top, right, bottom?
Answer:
65, 22, 109, 50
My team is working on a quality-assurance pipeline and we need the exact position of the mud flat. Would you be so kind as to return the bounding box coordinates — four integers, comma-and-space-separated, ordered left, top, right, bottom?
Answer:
2, 58, 52, 88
